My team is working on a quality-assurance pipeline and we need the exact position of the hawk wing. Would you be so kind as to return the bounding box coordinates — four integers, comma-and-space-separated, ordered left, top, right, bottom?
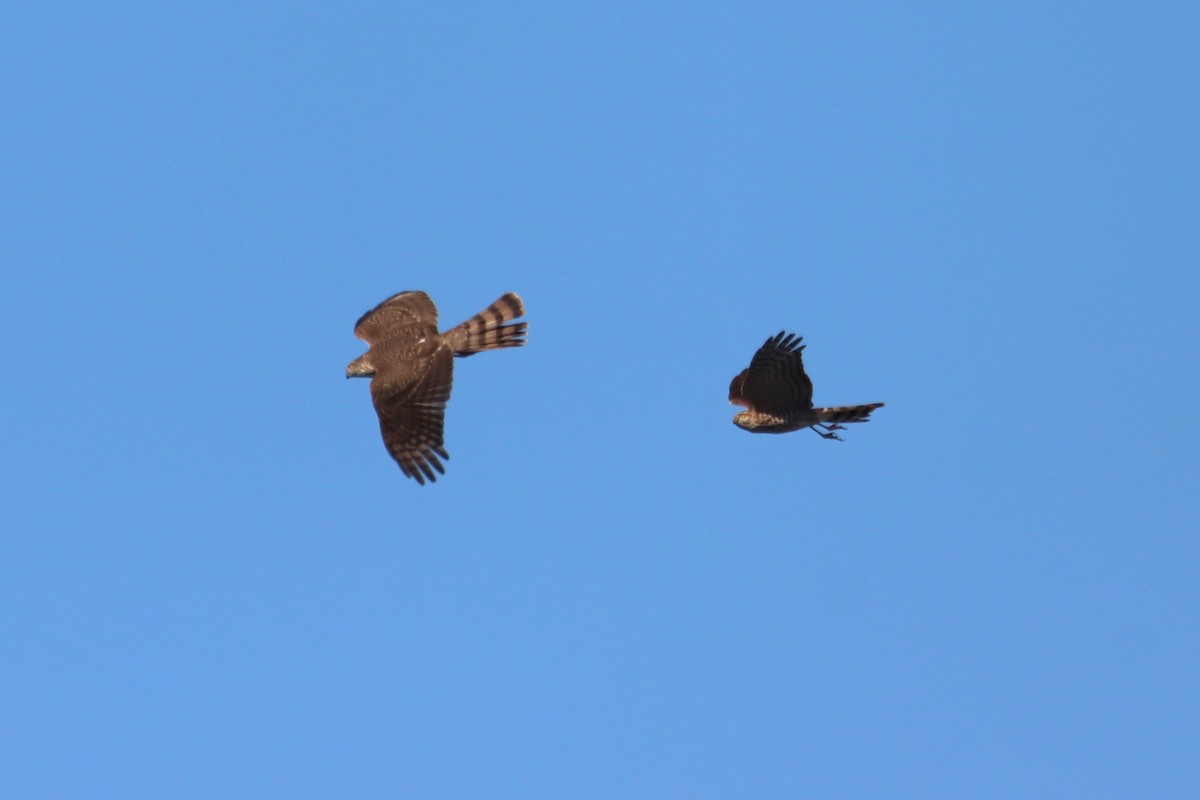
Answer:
354, 290, 440, 344
729, 331, 814, 413
369, 343, 454, 485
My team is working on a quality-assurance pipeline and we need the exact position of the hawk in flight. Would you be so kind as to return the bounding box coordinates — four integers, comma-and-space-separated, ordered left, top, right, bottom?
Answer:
729, 331, 883, 440
347, 291, 526, 484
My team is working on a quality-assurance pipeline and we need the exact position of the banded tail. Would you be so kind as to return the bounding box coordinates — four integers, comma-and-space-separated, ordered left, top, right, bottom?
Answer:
807, 402, 885, 441
444, 292, 527, 357
814, 403, 885, 425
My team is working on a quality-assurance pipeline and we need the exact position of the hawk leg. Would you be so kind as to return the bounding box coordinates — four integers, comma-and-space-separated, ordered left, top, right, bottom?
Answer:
812, 423, 846, 441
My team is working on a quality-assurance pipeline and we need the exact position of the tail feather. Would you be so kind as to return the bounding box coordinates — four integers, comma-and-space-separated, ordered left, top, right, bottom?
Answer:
814, 403, 885, 425
444, 292, 527, 357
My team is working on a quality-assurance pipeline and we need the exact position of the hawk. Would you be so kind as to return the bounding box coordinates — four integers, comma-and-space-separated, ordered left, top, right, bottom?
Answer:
729, 331, 883, 440
347, 290, 526, 484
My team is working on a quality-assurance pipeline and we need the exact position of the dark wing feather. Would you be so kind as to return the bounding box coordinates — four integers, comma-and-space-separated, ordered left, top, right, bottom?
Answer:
737, 331, 814, 413
354, 291, 440, 344
369, 344, 454, 485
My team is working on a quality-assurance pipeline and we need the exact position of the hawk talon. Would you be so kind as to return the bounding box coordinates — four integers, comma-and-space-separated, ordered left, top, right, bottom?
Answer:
812, 422, 845, 438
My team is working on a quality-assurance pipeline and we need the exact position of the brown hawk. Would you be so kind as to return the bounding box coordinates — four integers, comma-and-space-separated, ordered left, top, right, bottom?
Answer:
729, 331, 883, 440
347, 291, 526, 484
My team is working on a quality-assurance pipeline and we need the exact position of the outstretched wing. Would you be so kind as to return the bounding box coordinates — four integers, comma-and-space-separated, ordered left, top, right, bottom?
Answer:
729, 331, 814, 413
354, 290, 440, 344
369, 344, 454, 485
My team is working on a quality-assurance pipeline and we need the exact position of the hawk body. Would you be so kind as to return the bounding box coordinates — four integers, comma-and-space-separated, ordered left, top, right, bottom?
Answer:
730, 331, 883, 440
348, 291, 526, 484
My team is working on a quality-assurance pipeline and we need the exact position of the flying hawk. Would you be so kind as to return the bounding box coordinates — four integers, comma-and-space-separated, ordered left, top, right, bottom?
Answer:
729, 331, 883, 440
347, 291, 526, 484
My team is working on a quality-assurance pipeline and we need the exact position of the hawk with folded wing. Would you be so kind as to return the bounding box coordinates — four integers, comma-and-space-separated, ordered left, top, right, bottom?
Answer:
347, 291, 526, 484
729, 331, 883, 440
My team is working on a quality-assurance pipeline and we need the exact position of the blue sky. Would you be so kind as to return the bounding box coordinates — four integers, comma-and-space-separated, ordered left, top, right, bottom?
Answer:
3, 2, 1197, 797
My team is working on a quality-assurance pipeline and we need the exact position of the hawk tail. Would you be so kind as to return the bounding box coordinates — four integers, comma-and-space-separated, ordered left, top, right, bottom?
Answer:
814, 403, 885, 424
445, 292, 527, 357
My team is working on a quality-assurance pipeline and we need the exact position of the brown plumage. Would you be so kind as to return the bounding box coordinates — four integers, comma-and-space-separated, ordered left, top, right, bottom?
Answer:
729, 331, 883, 440
347, 291, 526, 484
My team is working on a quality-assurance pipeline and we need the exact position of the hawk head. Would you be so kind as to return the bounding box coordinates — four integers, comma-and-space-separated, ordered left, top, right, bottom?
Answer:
346, 353, 375, 379
732, 410, 761, 431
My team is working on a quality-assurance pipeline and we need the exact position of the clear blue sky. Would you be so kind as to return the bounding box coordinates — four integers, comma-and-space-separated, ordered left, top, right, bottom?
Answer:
3, 3, 1197, 797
